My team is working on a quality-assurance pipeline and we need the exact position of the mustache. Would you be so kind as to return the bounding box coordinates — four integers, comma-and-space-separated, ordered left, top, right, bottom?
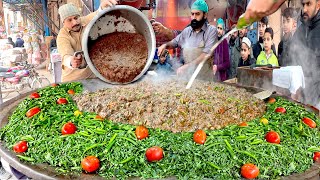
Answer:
72, 24, 80, 28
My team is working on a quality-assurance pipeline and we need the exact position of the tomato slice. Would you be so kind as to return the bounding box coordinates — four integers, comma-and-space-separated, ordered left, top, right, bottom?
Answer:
61, 122, 77, 135
239, 122, 248, 127
265, 131, 280, 144
135, 125, 149, 140
267, 97, 276, 104
241, 163, 259, 179
145, 146, 164, 162
275, 107, 286, 114
95, 115, 104, 120
29, 92, 40, 99
193, 129, 207, 144
302, 117, 316, 128
13, 141, 28, 153
57, 98, 68, 105
52, 83, 59, 87
67, 89, 75, 95
313, 152, 320, 162
26, 107, 41, 118
81, 156, 100, 173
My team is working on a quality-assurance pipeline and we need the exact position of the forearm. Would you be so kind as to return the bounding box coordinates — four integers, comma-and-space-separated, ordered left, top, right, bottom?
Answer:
188, 53, 208, 66
164, 41, 177, 49
62, 55, 73, 69
163, 28, 176, 40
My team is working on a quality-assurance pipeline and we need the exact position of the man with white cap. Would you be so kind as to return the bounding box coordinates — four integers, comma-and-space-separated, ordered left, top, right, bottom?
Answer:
57, 0, 117, 82
157, 0, 217, 81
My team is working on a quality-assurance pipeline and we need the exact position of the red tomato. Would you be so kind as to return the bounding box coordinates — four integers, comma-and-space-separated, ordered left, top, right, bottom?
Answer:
193, 129, 207, 144
241, 163, 259, 179
29, 92, 40, 99
265, 131, 281, 144
61, 122, 77, 135
239, 122, 248, 127
67, 89, 75, 95
313, 152, 320, 162
57, 98, 68, 105
52, 83, 59, 87
145, 146, 164, 162
95, 115, 103, 120
275, 107, 286, 114
26, 107, 41, 118
81, 156, 100, 173
135, 125, 149, 140
267, 97, 276, 104
13, 141, 28, 153
302, 117, 317, 128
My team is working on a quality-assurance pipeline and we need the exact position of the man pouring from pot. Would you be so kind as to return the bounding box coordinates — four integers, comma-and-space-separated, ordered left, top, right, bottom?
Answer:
57, 0, 117, 82
157, 0, 217, 81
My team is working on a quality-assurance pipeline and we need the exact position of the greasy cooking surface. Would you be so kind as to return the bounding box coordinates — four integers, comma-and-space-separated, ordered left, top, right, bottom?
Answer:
73, 80, 266, 133
89, 32, 148, 83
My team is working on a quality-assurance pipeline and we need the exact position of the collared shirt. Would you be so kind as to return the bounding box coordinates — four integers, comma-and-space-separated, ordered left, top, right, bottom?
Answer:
57, 11, 97, 82
256, 50, 279, 66
171, 22, 217, 54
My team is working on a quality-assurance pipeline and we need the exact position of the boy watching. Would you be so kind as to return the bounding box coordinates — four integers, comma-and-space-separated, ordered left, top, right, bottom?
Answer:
278, 7, 297, 66
156, 50, 173, 73
238, 37, 256, 67
252, 17, 277, 59
256, 27, 279, 66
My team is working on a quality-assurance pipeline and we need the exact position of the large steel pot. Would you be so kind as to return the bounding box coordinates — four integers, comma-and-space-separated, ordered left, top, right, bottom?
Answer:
0, 79, 319, 179
82, 5, 156, 84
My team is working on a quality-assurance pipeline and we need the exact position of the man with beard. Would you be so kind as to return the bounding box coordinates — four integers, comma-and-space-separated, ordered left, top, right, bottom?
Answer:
157, 0, 217, 81
252, 17, 277, 60
57, 0, 117, 82
228, 24, 238, 59
286, 0, 320, 108
228, 27, 247, 79
213, 18, 230, 81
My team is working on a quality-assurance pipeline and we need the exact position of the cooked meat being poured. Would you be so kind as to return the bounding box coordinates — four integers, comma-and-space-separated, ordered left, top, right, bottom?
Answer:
89, 32, 148, 83
73, 80, 266, 133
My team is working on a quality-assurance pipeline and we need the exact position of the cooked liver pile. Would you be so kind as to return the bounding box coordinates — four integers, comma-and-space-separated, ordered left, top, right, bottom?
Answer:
89, 32, 148, 83
73, 80, 266, 133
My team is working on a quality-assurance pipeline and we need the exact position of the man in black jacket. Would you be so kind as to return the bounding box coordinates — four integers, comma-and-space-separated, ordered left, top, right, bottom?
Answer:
287, 0, 320, 108
252, 17, 277, 60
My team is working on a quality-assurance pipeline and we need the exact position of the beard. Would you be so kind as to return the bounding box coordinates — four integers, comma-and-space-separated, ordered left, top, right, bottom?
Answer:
301, 8, 319, 25
229, 36, 236, 46
191, 17, 206, 30
71, 24, 81, 32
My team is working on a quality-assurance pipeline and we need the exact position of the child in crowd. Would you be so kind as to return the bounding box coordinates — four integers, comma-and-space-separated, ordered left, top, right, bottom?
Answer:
238, 37, 256, 67
278, 7, 297, 66
256, 28, 279, 66
156, 50, 173, 73
252, 17, 277, 59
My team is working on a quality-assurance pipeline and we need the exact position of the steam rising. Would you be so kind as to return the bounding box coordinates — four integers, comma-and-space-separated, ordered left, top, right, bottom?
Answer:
288, 40, 320, 109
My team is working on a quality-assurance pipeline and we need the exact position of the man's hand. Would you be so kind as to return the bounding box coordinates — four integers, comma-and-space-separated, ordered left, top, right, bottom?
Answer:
157, 44, 167, 57
152, 22, 165, 35
212, 65, 217, 75
242, 0, 285, 25
68, 54, 82, 69
100, 0, 118, 9
176, 64, 189, 75
152, 21, 175, 40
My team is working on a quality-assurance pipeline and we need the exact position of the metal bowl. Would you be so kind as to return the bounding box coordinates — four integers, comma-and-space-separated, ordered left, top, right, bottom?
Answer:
82, 5, 156, 84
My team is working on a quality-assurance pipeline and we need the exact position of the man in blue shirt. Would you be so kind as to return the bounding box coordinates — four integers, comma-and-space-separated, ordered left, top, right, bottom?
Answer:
157, 0, 217, 81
